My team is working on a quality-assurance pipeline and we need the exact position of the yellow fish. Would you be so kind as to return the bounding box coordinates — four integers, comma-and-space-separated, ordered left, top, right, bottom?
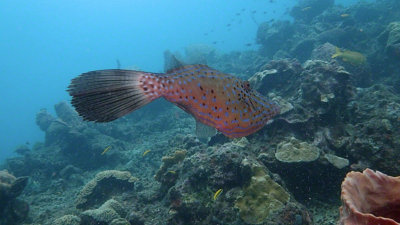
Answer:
332, 47, 366, 65
142, 150, 151, 157
341, 13, 350, 18
101, 146, 111, 155
213, 189, 223, 201
167, 170, 176, 174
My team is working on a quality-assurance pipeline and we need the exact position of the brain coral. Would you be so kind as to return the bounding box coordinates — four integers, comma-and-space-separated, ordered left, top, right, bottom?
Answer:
75, 170, 137, 210
235, 161, 290, 224
81, 199, 126, 224
53, 215, 81, 225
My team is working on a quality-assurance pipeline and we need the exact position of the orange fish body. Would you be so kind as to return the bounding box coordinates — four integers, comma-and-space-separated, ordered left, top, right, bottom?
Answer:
68, 65, 279, 138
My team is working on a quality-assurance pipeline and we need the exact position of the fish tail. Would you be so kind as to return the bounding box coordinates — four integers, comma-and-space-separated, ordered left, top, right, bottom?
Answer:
68, 69, 164, 122
331, 47, 342, 59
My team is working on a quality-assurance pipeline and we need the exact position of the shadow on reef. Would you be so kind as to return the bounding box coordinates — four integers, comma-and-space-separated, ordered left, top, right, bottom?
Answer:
1, 0, 400, 224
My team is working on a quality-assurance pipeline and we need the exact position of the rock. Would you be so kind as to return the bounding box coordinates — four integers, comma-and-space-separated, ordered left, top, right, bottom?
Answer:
311, 42, 336, 62
155, 150, 187, 189
290, 0, 334, 23
231, 137, 249, 148
75, 170, 137, 210
8, 176, 29, 198
0, 170, 29, 225
275, 137, 320, 163
53, 215, 81, 225
59, 165, 82, 179
127, 211, 145, 225
249, 59, 302, 95
163, 143, 312, 225
235, 161, 290, 224
81, 199, 126, 225
35, 109, 56, 131
54, 101, 82, 127
0, 170, 28, 201
324, 154, 349, 169
291, 39, 316, 62
317, 28, 351, 46
13, 145, 30, 156
256, 21, 294, 57
379, 22, 400, 58
110, 218, 131, 225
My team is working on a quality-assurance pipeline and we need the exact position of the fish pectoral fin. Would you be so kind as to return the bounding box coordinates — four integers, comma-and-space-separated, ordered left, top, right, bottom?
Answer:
195, 120, 217, 142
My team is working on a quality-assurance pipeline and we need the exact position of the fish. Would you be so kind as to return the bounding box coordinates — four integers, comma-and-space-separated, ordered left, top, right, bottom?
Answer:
213, 189, 223, 200
340, 13, 350, 18
142, 150, 151, 157
331, 47, 366, 66
68, 64, 280, 138
301, 7, 312, 12
101, 146, 111, 155
167, 170, 176, 174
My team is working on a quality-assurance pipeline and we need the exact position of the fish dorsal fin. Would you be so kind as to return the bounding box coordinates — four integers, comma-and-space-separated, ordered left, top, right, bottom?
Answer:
195, 119, 217, 143
164, 50, 185, 73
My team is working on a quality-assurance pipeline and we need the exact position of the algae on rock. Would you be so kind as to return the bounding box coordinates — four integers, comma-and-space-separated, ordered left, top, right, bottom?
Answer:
235, 161, 290, 224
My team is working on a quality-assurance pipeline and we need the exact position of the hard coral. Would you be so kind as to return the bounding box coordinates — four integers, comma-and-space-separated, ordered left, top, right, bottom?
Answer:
53, 215, 81, 225
275, 137, 320, 163
235, 161, 290, 224
81, 199, 126, 225
340, 169, 400, 225
155, 150, 186, 182
75, 170, 137, 210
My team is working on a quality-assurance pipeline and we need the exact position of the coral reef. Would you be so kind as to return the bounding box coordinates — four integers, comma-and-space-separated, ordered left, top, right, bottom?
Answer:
160, 141, 312, 225
75, 170, 137, 210
53, 215, 81, 225
0, 170, 29, 225
80, 199, 128, 225
2, 1, 400, 224
235, 161, 290, 224
155, 149, 187, 191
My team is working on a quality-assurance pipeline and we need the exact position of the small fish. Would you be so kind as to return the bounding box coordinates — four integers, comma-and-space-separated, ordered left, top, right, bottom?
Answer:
68, 63, 280, 138
213, 189, 223, 200
302, 7, 312, 12
245, 43, 252, 47
332, 47, 366, 65
101, 146, 112, 155
167, 170, 176, 174
226, 24, 231, 27
142, 150, 151, 157
236, 13, 240, 16
341, 13, 350, 18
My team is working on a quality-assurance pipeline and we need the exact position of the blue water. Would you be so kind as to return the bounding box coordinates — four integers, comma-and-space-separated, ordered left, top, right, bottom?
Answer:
0, 0, 374, 163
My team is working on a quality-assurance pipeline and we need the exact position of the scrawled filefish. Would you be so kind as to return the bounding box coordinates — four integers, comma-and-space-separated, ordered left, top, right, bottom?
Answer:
67, 64, 279, 138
